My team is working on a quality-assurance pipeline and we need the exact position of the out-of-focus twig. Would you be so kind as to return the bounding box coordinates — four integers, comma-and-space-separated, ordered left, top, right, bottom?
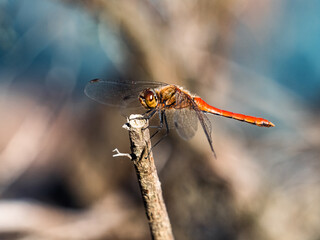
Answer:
125, 114, 174, 240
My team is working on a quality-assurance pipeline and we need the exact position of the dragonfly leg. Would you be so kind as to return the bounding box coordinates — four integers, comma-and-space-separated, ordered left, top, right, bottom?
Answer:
133, 109, 166, 142
130, 109, 156, 122
145, 111, 170, 158
130, 109, 157, 130
149, 110, 165, 139
140, 109, 164, 133
143, 109, 157, 120
150, 111, 170, 149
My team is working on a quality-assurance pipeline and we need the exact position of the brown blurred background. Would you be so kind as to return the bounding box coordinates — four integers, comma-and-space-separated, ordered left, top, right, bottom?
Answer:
0, 0, 320, 239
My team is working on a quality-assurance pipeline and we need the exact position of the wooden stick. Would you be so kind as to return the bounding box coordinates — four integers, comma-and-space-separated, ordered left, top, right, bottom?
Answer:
125, 114, 174, 240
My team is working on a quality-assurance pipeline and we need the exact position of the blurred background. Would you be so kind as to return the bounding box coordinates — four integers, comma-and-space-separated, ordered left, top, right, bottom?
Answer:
0, 0, 320, 239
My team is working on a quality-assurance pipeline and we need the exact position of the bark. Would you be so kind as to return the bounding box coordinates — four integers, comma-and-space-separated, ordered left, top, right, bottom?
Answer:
126, 114, 174, 240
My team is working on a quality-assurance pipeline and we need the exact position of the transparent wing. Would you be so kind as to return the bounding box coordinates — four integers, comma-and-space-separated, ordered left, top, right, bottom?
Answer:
196, 109, 215, 155
172, 108, 199, 140
173, 91, 215, 155
84, 79, 167, 108
167, 105, 215, 155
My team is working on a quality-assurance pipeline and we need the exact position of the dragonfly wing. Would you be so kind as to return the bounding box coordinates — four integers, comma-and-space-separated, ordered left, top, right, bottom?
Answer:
171, 107, 214, 154
196, 109, 215, 155
171, 108, 198, 140
84, 79, 166, 108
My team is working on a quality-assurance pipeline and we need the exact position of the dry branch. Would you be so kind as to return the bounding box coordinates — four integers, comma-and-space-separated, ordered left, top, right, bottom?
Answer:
125, 114, 174, 240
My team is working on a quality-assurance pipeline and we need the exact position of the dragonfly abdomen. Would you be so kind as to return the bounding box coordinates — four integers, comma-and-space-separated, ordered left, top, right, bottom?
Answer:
193, 97, 275, 127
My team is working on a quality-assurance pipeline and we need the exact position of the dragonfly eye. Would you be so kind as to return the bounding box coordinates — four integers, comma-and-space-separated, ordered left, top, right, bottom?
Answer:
143, 90, 158, 108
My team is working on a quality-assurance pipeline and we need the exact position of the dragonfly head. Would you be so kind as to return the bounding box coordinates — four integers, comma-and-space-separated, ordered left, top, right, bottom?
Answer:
139, 88, 158, 109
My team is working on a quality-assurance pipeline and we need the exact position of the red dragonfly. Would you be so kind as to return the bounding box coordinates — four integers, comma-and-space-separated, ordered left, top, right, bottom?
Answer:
85, 79, 274, 155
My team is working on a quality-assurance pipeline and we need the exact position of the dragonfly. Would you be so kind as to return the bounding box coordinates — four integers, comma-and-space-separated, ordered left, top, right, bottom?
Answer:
85, 79, 274, 155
